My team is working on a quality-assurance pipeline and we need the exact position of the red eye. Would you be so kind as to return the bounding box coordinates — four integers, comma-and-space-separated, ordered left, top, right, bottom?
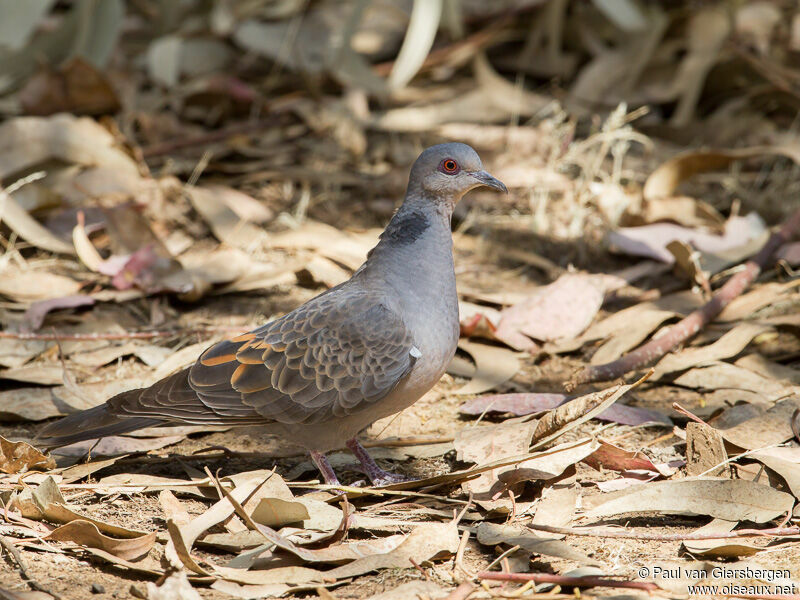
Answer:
439, 158, 459, 174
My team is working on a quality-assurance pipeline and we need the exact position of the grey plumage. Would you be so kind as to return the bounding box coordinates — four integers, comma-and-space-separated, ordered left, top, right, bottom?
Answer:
37, 143, 507, 485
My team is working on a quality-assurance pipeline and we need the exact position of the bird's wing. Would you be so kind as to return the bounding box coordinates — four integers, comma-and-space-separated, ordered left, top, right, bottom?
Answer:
108, 287, 418, 425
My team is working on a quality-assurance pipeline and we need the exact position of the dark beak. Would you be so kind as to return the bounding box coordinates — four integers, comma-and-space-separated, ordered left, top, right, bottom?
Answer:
470, 170, 508, 194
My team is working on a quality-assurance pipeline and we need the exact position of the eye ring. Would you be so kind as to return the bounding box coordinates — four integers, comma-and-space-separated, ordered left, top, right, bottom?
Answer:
439, 158, 460, 174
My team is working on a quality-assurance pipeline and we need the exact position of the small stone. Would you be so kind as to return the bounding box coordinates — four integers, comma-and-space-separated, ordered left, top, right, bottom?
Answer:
91, 583, 105, 594
130, 584, 148, 599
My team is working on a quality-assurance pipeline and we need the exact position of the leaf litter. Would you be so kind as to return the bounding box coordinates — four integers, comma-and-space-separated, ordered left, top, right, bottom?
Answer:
1, 2, 800, 598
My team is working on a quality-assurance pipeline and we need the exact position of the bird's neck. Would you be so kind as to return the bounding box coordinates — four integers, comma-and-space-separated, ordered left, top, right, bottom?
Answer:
363, 195, 456, 303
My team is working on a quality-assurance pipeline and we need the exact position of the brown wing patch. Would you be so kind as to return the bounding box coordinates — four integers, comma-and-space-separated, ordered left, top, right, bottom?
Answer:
200, 352, 237, 367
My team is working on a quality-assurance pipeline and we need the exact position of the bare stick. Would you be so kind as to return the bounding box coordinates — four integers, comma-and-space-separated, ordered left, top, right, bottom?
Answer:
569, 207, 800, 388
528, 523, 800, 540
0, 326, 246, 341
477, 571, 660, 592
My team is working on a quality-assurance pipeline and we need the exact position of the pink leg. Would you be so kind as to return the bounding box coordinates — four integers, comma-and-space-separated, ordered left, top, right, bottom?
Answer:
345, 438, 415, 486
309, 450, 340, 486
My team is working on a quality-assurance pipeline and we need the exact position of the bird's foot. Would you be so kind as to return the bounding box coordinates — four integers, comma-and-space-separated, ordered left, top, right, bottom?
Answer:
345, 438, 416, 487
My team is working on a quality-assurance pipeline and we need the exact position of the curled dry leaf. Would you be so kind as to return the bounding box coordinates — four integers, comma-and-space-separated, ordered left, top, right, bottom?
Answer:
45, 519, 156, 561
682, 518, 760, 559
607, 214, 767, 264
585, 478, 794, 523
0, 267, 81, 304
532, 376, 647, 449
0, 189, 75, 254
0, 435, 55, 473
644, 145, 800, 200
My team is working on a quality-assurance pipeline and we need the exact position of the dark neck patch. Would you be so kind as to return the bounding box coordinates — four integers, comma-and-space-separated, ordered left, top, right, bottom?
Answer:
380, 209, 430, 245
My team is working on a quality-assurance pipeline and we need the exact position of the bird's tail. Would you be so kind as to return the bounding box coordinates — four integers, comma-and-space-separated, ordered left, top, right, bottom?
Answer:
35, 403, 162, 449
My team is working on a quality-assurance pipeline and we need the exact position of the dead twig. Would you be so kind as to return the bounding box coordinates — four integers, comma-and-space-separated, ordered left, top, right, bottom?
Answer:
568, 207, 800, 388
477, 571, 660, 592
0, 325, 247, 341
528, 523, 800, 540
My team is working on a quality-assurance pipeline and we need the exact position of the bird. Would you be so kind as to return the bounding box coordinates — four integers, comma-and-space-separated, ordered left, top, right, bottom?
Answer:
36, 143, 507, 486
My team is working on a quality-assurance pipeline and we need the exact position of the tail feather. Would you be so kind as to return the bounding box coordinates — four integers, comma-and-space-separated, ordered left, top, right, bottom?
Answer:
35, 404, 163, 449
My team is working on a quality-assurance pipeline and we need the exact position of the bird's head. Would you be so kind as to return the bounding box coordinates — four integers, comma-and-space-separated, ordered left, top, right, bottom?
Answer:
408, 143, 507, 206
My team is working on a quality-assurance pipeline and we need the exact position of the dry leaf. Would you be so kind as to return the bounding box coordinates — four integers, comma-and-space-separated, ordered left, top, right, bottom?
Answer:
45, 520, 155, 560
0, 435, 55, 473
653, 322, 772, 378
0, 267, 81, 303
532, 377, 645, 449
715, 398, 800, 450
0, 189, 75, 255
494, 274, 606, 351
452, 341, 520, 395
19, 57, 120, 116
682, 518, 760, 558
585, 478, 794, 523
476, 522, 594, 564
186, 185, 266, 250
454, 420, 536, 495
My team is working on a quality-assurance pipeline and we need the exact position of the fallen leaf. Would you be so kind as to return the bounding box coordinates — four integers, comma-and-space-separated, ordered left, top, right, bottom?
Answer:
19, 57, 120, 116
735, 354, 800, 384
452, 341, 520, 395
585, 478, 793, 523
45, 520, 155, 560
186, 185, 266, 250
0, 114, 139, 181
147, 570, 203, 600
23, 295, 95, 330
748, 452, 800, 499
454, 420, 536, 495
0, 189, 75, 254
531, 485, 578, 539
494, 274, 606, 351
460, 393, 672, 426
11, 476, 150, 537
682, 518, 760, 558
0, 378, 139, 421
672, 362, 794, 398
644, 146, 800, 200
608, 214, 766, 263
0, 267, 81, 303
476, 522, 594, 564
532, 378, 645, 449
584, 440, 676, 476
0, 435, 55, 473
653, 322, 772, 378
0, 363, 64, 385
715, 398, 800, 450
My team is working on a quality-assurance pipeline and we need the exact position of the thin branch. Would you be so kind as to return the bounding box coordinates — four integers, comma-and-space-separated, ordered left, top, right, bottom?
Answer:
569, 207, 800, 388
477, 571, 660, 592
0, 326, 247, 341
528, 523, 800, 540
